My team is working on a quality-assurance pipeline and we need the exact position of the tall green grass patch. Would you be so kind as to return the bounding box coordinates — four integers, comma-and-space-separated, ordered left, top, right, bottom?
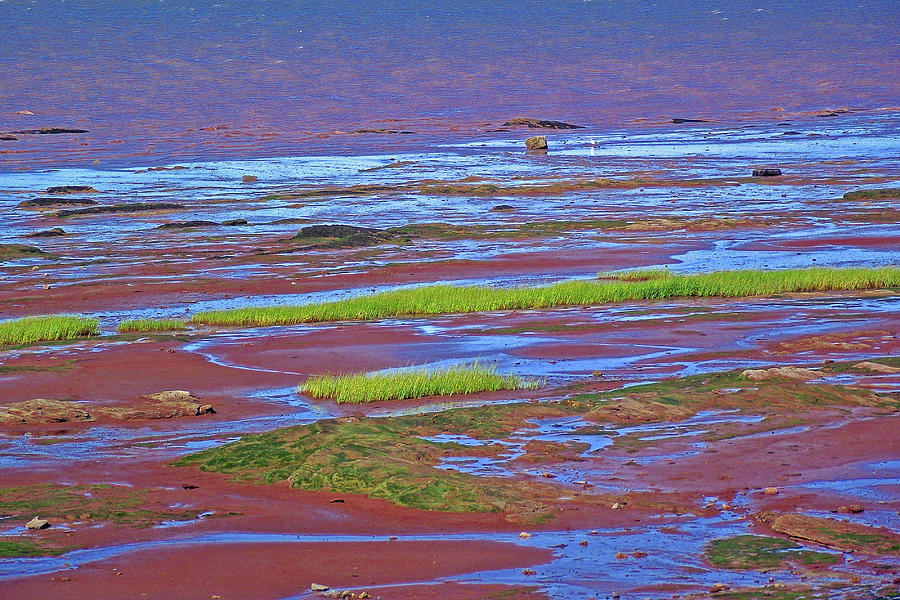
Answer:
0, 315, 99, 346
301, 363, 540, 403
117, 318, 188, 333
192, 267, 900, 327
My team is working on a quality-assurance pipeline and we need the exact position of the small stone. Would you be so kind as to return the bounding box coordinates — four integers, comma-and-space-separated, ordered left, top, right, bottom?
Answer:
519, 531, 532, 538
579, 539, 588, 546
525, 136, 548, 151
837, 506, 851, 513
764, 487, 779, 495
521, 568, 537, 575
26, 517, 50, 530
241, 175, 258, 183
388, 535, 398, 541
611, 502, 624, 510
340, 591, 353, 599
848, 504, 864, 513
358, 594, 370, 599
310, 583, 330, 592
541, 471, 556, 478
710, 583, 730, 593
632, 550, 648, 558
721, 504, 732, 510
615, 552, 628, 559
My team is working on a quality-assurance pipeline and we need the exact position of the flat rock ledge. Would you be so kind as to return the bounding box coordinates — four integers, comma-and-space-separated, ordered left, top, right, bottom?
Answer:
0, 391, 214, 425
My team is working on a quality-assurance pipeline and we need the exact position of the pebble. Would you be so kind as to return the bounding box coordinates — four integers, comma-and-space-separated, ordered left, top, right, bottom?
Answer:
310, 583, 330, 592
763, 487, 779, 495
519, 531, 532, 538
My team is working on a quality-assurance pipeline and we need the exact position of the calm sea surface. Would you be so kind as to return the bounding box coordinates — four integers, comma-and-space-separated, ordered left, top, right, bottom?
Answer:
1, 0, 899, 168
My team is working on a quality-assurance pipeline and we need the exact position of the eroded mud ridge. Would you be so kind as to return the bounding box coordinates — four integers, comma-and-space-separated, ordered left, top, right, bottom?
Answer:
1, 113, 899, 600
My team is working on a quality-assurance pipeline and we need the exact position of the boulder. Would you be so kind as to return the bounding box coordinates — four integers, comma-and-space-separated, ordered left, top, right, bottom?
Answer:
241, 175, 258, 183
310, 583, 330, 592
752, 168, 782, 177
525, 136, 548, 151
0, 134, 18, 141
489, 204, 516, 212
25, 517, 50, 530
502, 118, 582, 129
222, 219, 248, 226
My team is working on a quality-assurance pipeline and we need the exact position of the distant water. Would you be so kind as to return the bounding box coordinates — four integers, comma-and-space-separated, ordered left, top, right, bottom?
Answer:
1, 0, 899, 169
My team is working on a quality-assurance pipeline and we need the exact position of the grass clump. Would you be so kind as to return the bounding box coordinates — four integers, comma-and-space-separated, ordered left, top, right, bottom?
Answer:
301, 363, 540, 404
706, 535, 839, 570
0, 315, 99, 346
117, 318, 188, 333
192, 267, 900, 327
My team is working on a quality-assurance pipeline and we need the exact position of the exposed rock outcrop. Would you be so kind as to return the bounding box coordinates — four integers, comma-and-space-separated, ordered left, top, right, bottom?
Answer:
502, 118, 582, 129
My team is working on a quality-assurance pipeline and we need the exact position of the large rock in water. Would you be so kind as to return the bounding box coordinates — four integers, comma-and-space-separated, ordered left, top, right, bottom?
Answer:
45, 185, 97, 194
752, 167, 782, 177
525, 136, 548, 151
19, 197, 98, 208
502, 118, 582, 129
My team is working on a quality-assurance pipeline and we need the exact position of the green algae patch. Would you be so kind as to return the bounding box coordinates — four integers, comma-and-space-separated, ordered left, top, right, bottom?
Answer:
0, 537, 69, 558
0, 484, 201, 528
768, 514, 900, 555
175, 418, 553, 518
706, 535, 840, 570
842, 187, 900, 200
300, 364, 540, 404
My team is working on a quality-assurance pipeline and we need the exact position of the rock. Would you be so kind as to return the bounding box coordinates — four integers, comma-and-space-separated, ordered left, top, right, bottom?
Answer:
14, 128, 89, 134
18, 197, 98, 208
222, 219, 248, 226
521, 568, 536, 575
614, 552, 628, 559
741, 366, 819, 381
502, 118, 582, 129
25, 517, 50, 530
752, 167, 782, 177
632, 550, 647, 558
0, 134, 18, 141
672, 118, 710, 124
45, 185, 97, 194
848, 504, 864, 513
764, 487, 779, 495
518, 531, 532, 538
0, 243, 52, 261
0, 399, 93, 424
157, 221, 219, 230
310, 583, 330, 592
837, 505, 851, 513
358, 594, 370, 599
525, 136, 548, 151
611, 502, 624, 510
852, 361, 900, 374
489, 204, 515, 212
351, 129, 416, 135
55, 202, 184, 217
710, 583, 730, 593
241, 175, 258, 183
293, 224, 391, 248
24, 228, 66, 238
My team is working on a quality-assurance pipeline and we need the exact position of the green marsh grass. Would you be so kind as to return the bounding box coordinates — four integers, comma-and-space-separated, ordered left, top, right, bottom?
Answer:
192, 267, 900, 327
300, 363, 540, 403
0, 315, 99, 346
117, 318, 188, 333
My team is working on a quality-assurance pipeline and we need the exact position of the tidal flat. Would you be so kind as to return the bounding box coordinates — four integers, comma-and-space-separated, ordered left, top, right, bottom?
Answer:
2, 2, 900, 595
